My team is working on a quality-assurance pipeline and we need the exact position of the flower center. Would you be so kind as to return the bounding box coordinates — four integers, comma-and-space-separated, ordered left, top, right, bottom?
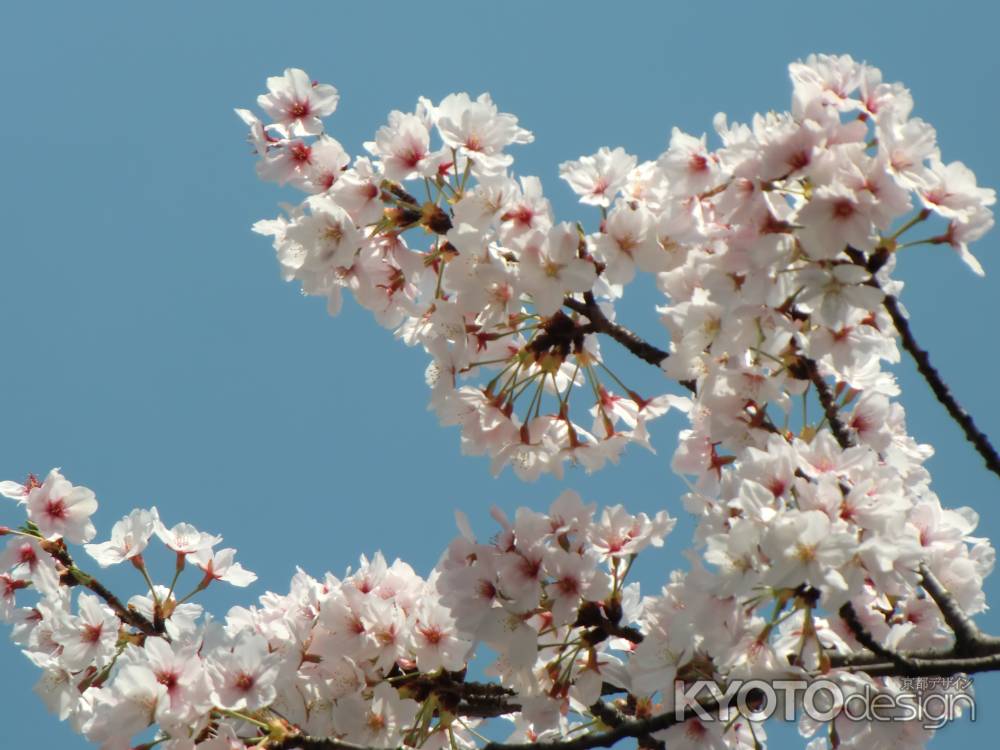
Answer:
45, 498, 68, 521
288, 100, 311, 119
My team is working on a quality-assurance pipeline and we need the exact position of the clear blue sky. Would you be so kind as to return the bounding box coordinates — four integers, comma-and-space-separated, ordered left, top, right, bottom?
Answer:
2, 2, 999, 747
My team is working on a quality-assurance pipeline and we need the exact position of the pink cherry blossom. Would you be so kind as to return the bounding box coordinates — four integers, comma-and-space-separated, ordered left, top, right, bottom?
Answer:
207, 633, 280, 711
257, 68, 339, 137
51, 592, 119, 671
84, 507, 159, 567
559, 147, 637, 208
189, 547, 257, 588
154, 519, 222, 556
26, 469, 98, 544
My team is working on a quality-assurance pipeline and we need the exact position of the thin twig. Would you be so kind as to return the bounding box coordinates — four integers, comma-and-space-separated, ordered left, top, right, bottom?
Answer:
563, 295, 696, 393
482, 698, 717, 750
830, 649, 1000, 678
564, 296, 670, 368
845, 247, 1000, 481
270, 737, 374, 750
838, 602, 914, 670
589, 701, 626, 727
882, 292, 1000, 480
39, 539, 158, 637
803, 358, 852, 450
918, 564, 1000, 655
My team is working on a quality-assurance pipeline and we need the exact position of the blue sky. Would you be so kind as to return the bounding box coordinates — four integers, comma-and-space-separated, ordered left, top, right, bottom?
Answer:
2, 2, 999, 747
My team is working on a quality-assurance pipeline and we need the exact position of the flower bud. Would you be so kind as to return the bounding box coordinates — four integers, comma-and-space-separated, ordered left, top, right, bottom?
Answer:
421, 203, 453, 235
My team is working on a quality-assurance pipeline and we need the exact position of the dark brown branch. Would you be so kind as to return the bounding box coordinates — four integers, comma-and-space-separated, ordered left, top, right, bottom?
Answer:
803, 358, 852, 450
270, 737, 372, 750
845, 246, 1000, 480
588, 701, 664, 750
452, 701, 521, 718
273, 639, 1000, 750
920, 563, 980, 651
573, 601, 645, 646
482, 699, 718, 750
564, 296, 671, 367
267, 699, 716, 750
838, 602, 914, 670
385, 673, 520, 718
39, 539, 159, 637
830, 649, 1000, 678
589, 700, 626, 728
588, 702, 653, 750
919, 564, 1000, 655
827, 565, 1000, 677
882, 292, 1000, 480
606, 623, 644, 644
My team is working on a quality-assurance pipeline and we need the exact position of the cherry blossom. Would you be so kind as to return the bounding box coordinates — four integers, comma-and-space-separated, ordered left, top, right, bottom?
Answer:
51, 592, 119, 671
26, 469, 98, 544
154, 520, 222, 556
256, 67, 339, 138
2, 52, 999, 750
189, 547, 257, 588
208, 633, 280, 711
434, 92, 534, 177
84, 507, 159, 567
559, 146, 637, 208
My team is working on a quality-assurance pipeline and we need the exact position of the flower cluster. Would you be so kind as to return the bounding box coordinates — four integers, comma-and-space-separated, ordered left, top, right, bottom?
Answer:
0, 469, 470, 749
437, 491, 673, 735
3, 53, 997, 750
0, 470, 674, 749
625, 53, 995, 747
0, 470, 261, 747
235, 54, 998, 750
243, 69, 688, 481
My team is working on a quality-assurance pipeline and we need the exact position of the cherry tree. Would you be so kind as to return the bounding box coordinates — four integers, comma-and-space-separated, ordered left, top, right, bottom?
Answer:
3, 53, 999, 749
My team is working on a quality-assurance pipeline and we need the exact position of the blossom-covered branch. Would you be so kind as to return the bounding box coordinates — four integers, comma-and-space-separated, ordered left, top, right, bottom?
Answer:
562, 294, 672, 371
883, 292, 1000, 479
840, 246, 1000, 480
4, 53, 1000, 750
39, 537, 160, 637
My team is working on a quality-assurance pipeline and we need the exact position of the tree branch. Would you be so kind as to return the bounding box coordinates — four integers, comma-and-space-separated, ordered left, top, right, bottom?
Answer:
563, 294, 695, 393
564, 296, 668, 367
826, 566, 1000, 677
276, 266, 1000, 750
39, 538, 159, 637
803, 358, 852, 450
838, 602, 914, 670
830, 649, 1000, 678
882, 292, 1000, 480
272, 635, 1000, 750
481, 699, 718, 750
270, 737, 373, 750
587, 701, 664, 750
271, 636, 1000, 750
271, 699, 715, 750
845, 247, 1000, 481
918, 564, 1000, 655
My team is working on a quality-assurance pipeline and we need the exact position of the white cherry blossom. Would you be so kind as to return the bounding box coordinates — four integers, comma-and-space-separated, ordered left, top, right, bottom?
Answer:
26, 469, 98, 544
